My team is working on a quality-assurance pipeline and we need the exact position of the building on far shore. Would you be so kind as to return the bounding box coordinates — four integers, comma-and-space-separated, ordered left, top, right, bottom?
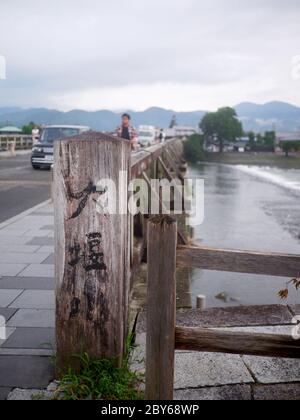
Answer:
0, 126, 22, 135
276, 132, 300, 143
204, 135, 250, 153
165, 125, 200, 139
275, 132, 300, 153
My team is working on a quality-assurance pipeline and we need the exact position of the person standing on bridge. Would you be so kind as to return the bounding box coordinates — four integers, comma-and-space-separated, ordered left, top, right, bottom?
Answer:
32, 125, 40, 145
116, 113, 138, 150
159, 128, 166, 143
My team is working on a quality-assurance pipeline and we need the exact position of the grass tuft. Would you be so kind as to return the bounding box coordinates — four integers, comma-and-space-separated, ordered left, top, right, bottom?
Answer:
55, 351, 144, 400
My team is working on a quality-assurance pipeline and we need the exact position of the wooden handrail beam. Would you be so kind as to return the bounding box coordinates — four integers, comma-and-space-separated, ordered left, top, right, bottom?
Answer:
131, 138, 182, 178
175, 326, 300, 359
177, 245, 300, 278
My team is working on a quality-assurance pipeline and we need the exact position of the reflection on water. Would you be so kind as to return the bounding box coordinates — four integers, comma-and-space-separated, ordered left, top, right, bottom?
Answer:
189, 163, 300, 308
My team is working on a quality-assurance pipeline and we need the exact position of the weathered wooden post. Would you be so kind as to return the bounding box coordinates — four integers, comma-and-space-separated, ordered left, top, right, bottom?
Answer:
54, 132, 131, 372
196, 294, 206, 311
146, 215, 177, 400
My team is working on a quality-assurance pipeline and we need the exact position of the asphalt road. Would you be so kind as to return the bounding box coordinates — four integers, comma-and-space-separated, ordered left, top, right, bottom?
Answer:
0, 152, 51, 223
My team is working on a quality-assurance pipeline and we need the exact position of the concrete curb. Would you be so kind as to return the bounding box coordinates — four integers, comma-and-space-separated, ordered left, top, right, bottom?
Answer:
0, 199, 52, 230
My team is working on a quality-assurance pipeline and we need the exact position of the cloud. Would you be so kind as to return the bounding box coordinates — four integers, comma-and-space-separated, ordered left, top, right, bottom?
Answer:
0, 0, 300, 110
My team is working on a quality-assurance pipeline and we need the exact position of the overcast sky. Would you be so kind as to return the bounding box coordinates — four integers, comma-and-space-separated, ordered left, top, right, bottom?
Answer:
0, 0, 300, 111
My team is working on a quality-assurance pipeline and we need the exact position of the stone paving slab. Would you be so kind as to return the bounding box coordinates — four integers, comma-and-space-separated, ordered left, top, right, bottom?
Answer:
9, 290, 55, 310
0, 276, 54, 290
4, 218, 51, 227
14, 215, 54, 226
133, 313, 300, 396
174, 383, 300, 400
7, 309, 55, 328
0, 387, 12, 400
174, 384, 252, 400
0, 236, 31, 245
2, 328, 55, 350
42, 254, 54, 265
174, 352, 254, 389
33, 207, 53, 213
7, 388, 53, 400
23, 230, 53, 238
0, 253, 50, 264
6, 224, 51, 233
40, 225, 54, 231
0, 245, 41, 254
18, 264, 54, 278
0, 289, 23, 307
253, 383, 300, 400
0, 328, 16, 347
131, 340, 254, 388
0, 349, 53, 356
27, 237, 54, 246
33, 210, 53, 216
243, 356, 300, 384
0, 356, 54, 388
0, 263, 28, 277
6, 382, 300, 400
36, 246, 54, 254
0, 308, 18, 321
136, 305, 295, 334
0, 228, 32, 236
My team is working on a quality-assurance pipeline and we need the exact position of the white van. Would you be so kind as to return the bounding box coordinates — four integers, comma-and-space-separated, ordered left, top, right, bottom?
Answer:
138, 125, 156, 147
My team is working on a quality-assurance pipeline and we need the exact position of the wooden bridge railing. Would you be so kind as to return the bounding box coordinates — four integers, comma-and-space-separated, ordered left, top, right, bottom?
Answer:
53, 130, 299, 398
145, 216, 300, 400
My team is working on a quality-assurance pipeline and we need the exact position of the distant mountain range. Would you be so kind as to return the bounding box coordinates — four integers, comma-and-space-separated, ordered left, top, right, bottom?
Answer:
235, 101, 300, 132
0, 101, 300, 133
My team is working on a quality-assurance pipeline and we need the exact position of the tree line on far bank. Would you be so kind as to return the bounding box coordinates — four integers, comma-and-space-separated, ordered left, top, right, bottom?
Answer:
22, 121, 41, 134
184, 106, 300, 162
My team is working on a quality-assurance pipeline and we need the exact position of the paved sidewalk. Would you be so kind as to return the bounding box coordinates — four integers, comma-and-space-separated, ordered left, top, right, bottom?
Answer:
0, 150, 31, 159
0, 200, 55, 399
0, 200, 299, 400
133, 306, 300, 400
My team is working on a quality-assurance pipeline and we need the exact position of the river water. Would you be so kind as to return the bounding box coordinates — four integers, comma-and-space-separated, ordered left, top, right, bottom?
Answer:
188, 163, 300, 308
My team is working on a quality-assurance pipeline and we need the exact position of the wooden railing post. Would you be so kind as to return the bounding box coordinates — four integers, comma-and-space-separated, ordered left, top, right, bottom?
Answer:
146, 215, 177, 400
54, 132, 131, 372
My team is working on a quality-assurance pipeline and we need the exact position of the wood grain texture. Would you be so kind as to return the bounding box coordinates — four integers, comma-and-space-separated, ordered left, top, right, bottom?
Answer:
158, 156, 175, 182
163, 149, 183, 181
177, 245, 300, 278
168, 144, 184, 165
158, 156, 186, 213
54, 132, 131, 371
146, 216, 177, 400
131, 138, 185, 178
142, 171, 187, 245
176, 326, 300, 359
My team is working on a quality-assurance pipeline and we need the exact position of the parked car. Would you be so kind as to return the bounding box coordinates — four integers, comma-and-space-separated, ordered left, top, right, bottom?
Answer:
31, 125, 90, 169
138, 125, 157, 147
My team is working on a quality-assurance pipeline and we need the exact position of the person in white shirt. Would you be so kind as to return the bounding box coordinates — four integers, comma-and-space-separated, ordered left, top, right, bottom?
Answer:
32, 126, 40, 145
